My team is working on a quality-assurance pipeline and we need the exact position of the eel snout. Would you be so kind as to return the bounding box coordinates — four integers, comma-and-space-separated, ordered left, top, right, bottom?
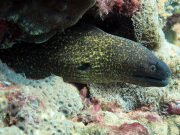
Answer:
133, 59, 171, 87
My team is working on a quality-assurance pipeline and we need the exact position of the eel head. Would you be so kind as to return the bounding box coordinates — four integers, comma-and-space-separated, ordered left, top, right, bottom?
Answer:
112, 40, 171, 87
130, 58, 171, 87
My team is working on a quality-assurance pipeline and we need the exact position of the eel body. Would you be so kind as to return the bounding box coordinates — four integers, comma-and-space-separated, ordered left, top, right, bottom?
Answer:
0, 25, 171, 87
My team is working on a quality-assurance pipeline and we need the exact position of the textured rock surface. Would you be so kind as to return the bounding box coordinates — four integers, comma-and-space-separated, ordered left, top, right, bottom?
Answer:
0, 62, 83, 117
158, 0, 180, 26
132, 0, 164, 50
0, 126, 25, 135
0, 0, 95, 48
90, 83, 165, 111
0, 61, 84, 134
156, 41, 180, 77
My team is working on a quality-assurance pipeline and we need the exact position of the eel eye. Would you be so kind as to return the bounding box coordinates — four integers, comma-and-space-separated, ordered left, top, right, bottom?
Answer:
149, 65, 156, 72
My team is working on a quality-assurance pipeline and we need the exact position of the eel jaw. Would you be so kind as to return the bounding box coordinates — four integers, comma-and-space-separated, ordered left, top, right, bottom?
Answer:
129, 59, 172, 87
132, 75, 170, 87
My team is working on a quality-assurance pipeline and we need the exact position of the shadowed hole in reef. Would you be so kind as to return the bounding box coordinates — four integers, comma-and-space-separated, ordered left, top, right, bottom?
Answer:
77, 63, 91, 71
57, 129, 62, 133
78, 8, 136, 41
62, 109, 69, 115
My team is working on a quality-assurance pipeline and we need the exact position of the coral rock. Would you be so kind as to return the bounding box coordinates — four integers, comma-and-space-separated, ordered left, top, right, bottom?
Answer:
132, 0, 164, 49
111, 122, 150, 135
0, 0, 95, 48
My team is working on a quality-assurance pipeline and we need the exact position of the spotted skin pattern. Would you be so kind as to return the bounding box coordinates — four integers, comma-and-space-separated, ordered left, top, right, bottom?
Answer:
0, 25, 171, 86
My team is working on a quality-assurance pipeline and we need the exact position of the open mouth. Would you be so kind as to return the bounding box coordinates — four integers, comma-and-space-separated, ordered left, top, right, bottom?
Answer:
133, 75, 169, 87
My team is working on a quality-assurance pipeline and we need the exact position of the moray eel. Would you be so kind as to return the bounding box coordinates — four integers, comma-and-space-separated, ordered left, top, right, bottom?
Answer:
0, 25, 171, 87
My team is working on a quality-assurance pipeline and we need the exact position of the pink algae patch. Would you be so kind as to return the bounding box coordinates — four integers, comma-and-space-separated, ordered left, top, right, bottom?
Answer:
167, 101, 180, 115
145, 114, 161, 122
96, 0, 116, 15
111, 122, 149, 135
129, 111, 163, 123
96, 0, 141, 16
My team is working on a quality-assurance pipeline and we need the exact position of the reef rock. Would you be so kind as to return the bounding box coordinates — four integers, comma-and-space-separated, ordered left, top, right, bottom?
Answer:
0, 0, 95, 48
131, 0, 164, 50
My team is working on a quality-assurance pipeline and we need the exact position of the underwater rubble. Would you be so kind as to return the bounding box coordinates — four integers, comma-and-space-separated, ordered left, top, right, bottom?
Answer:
0, 0, 180, 135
